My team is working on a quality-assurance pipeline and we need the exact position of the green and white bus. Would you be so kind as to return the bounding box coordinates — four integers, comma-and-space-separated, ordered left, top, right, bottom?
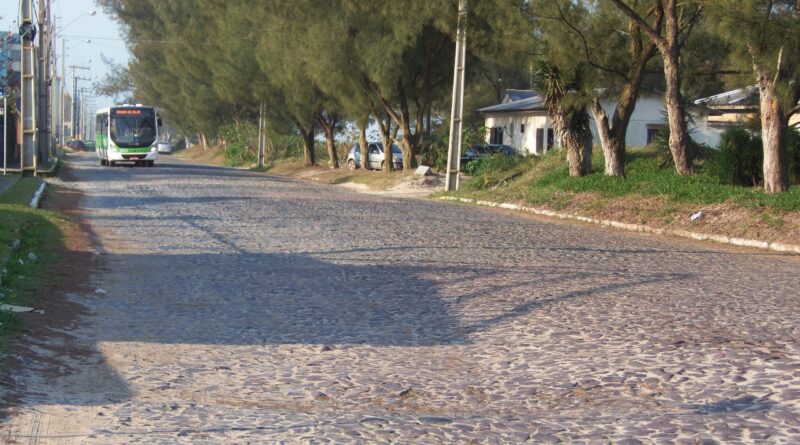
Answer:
96, 105, 161, 167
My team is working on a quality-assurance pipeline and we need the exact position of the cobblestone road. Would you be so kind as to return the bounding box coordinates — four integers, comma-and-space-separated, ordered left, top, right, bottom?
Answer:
2, 153, 799, 444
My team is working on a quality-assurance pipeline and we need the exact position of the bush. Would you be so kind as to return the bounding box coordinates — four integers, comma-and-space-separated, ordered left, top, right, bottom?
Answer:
468, 153, 525, 189
269, 134, 304, 161
418, 126, 488, 173
709, 127, 763, 187
418, 133, 449, 172
650, 127, 712, 169
222, 123, 257, 167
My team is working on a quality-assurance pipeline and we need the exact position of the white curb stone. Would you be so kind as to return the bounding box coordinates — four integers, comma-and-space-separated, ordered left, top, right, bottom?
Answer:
438, 196, 799, 255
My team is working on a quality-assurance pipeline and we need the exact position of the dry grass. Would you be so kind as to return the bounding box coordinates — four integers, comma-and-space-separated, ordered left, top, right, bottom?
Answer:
173, 144, 227, 165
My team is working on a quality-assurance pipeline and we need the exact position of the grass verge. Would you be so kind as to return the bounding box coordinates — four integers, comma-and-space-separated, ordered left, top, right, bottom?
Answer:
0, 182, 65, 351
449, 147, 800, 245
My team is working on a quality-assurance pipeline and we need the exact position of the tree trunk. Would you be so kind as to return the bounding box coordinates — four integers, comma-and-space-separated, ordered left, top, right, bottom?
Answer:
591, 99, 625, 176
322, 124, 338, 169
200, 133, 207, 151
358, 121, 368, 170
662, 50, 692, 175
759, 75, 789, 193
399, 118, 415, 171
317, 113, 339, 169
299, 125, 316, 167
553, 111, 592, 177
374, 112, 393, 173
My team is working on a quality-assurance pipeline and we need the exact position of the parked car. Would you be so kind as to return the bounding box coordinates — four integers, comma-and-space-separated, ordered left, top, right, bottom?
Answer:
156, 140, 173, 154
65, 140, 86, 150
346, 142, 404, 170
460, 144, 517, 169
488, 144, 517, 156
460, 144, 493, 169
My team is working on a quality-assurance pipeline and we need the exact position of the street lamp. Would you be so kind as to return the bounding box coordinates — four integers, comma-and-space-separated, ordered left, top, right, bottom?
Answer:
59, 10, 97, 34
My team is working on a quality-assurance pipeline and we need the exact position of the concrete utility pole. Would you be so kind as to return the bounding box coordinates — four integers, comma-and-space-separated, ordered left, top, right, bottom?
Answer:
70, 66, 90, 138
20, 0, 37, 173
2, 89, 6, 174
257, 100, 266, 168
37, 0, 51, 170
445, 0, 468, 191
59, 37, 65, 146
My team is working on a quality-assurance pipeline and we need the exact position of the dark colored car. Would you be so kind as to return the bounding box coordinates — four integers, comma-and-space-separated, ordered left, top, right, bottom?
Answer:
460, 144, 493, 169
460, 144, 518, 169
65, 140, 86, 150
488, 144, 517, 156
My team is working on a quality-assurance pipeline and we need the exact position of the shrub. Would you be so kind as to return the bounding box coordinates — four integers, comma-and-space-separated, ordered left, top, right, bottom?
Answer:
650, 127, 712, 169
418, 133, 449, 171
468, 153, 524, 189
268, 134, 304, 161
709, 127, 763, 187
222, 123, 257, 167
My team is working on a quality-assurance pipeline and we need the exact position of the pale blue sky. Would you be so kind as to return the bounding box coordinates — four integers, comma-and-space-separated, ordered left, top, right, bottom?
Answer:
1, 0, 130, 109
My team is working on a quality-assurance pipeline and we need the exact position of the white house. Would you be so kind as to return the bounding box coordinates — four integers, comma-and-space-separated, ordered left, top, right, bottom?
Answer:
693, 86, 800, 147
479, 89, 724, 154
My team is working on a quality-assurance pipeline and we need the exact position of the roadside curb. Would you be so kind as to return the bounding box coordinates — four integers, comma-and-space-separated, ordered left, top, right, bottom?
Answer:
438, 196, 800, 255
29, 181, 46, 209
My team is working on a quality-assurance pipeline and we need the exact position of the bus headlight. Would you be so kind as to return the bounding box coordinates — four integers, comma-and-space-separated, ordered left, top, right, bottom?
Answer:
150, 146, 157, 152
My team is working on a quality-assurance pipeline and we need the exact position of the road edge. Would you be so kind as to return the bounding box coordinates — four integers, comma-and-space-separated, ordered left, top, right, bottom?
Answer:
29, 181, 46, 209
438, 196, 800, 255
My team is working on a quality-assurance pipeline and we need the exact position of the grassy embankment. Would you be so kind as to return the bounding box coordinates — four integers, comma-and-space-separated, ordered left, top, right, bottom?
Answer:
447, 147, 800, 244
0, 178, 66, 349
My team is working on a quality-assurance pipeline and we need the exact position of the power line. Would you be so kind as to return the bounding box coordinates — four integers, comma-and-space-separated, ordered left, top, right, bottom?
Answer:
61, 34, 216, 46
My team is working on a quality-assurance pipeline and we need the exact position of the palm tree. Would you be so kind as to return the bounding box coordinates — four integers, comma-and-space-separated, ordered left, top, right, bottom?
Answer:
534, 61, 593, 177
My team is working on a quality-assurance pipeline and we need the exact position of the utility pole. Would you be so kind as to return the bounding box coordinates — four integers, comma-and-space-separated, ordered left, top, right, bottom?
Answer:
36, 0, 51, 171
257, 100, 266, 168
60, 37, 65, 146
70, 66, 90, 139
20, 0, 36, 173
2, 88, 6, 174
445, 0, 468, 191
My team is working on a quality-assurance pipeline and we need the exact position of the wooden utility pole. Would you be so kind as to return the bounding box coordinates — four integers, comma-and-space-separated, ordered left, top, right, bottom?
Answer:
445, 0, 467, 191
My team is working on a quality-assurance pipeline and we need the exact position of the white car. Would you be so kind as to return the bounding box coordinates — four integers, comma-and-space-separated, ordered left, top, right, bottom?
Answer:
156, 141, 173, 154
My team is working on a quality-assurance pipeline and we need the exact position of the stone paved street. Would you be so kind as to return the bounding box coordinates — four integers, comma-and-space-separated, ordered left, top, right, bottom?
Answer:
2, 152, 799, 444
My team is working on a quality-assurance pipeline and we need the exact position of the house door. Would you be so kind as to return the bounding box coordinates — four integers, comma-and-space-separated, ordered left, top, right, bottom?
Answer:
535, 128, 544, 154
490, 128, 503, 144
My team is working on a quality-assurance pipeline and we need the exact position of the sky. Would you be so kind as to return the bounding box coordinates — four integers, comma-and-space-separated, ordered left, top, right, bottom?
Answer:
1, 0, 130, 110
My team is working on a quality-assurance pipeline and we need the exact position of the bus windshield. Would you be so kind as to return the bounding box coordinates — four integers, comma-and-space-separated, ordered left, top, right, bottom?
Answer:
110, 108, 156, 148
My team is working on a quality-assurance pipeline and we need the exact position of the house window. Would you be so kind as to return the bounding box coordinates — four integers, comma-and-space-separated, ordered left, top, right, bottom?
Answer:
547, 128, 554, 149
520, 124, 525, 133
647, 127, 664, 144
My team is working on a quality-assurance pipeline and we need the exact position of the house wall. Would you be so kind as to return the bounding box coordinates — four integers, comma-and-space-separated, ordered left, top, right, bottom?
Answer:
591, 95, 669, 148
484, 112, 553, 155
483, 94, 736, 155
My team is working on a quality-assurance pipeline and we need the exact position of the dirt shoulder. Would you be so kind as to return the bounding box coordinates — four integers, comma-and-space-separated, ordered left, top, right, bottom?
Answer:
0, 167, 97, 419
